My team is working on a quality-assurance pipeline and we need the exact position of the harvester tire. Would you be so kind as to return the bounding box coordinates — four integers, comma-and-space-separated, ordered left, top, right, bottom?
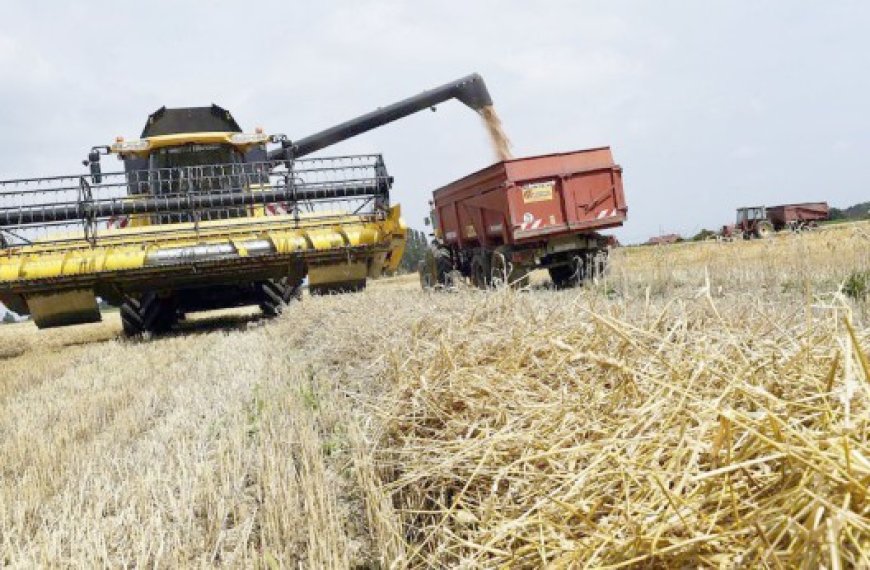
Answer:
120, 300, 145, 337
258, 277, 303, 318
120, 293, 177, 337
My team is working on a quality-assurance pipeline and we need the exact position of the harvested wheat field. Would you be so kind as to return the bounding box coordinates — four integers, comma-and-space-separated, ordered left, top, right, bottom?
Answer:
0, 223, 868, 568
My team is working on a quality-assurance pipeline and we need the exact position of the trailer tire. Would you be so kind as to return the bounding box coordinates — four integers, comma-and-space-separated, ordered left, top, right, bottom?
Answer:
470, 251, 491, 289
548, 264, 575, 289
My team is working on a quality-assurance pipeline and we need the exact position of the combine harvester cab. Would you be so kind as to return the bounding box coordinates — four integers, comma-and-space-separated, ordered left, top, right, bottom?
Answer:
0, 73, 497, 334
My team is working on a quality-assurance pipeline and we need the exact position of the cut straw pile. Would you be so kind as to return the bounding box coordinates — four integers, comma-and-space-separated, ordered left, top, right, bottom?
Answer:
366, 289, 870, 568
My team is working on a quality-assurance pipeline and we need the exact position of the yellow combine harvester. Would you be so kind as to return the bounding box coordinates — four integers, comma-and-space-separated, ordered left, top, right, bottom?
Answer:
0, 74, 493, 335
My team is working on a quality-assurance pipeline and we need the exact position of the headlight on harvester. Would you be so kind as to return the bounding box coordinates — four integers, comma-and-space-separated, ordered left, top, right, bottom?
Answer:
229, 132, 270, 145
110, 138, 151, 153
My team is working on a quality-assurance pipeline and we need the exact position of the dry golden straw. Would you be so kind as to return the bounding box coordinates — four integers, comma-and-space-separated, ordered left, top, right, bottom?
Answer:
0, 221, 866, 567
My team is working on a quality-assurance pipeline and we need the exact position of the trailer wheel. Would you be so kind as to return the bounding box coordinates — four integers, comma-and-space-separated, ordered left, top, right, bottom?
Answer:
470, 251, 491, 289
548, 264, 575, 289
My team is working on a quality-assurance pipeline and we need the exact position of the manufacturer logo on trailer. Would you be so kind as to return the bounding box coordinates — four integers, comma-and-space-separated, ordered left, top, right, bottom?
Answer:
521, 181, 555, 203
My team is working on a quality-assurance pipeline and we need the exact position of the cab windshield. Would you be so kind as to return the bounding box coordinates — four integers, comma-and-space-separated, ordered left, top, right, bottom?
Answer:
148, 143, 246, 222
150, 143, 241, 169
736, 207, 765, 223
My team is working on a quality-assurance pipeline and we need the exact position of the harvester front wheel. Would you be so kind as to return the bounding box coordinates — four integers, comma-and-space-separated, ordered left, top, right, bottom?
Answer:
120, 300, 145, 337
258, 277, 303, 318
120, 293, 178, 337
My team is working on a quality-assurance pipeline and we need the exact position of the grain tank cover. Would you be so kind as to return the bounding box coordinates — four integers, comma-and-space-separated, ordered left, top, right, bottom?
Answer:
141, 104, 242, 137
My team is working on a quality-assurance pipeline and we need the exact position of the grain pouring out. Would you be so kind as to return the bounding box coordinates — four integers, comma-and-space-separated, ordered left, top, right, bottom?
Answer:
479, 104, 513, 161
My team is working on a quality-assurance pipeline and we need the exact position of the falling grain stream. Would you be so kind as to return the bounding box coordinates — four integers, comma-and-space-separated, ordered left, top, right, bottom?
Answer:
479, 105, 513, 161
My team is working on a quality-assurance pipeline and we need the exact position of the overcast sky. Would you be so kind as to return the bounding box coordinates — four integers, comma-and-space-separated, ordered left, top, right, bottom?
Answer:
1, 1, 867, 243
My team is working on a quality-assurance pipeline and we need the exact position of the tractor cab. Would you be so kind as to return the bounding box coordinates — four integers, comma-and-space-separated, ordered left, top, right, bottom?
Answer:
736, 206, 766, 225
735, 206, 774, 239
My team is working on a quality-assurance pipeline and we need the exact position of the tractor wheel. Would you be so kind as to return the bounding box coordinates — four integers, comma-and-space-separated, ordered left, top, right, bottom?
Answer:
434, 247, 453, 286
755, 221, 774, 239
419, 247, 453, 290
470, 251, 491, 290
120, 293, 178, 337
490, 247, 529, 289
258, 277, 303, 317
418, 260, 434, 289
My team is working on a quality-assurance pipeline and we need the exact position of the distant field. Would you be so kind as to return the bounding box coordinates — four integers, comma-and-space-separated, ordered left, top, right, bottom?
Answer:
0, 221, 867, 567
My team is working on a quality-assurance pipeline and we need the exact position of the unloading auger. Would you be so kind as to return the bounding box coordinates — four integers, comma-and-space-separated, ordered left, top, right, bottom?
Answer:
0, 73, 493, 334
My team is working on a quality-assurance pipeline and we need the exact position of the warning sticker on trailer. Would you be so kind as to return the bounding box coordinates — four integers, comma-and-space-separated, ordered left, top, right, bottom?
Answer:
521, 181, 555, 203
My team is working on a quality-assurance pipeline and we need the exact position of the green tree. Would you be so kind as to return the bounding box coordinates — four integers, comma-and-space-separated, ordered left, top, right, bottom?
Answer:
399, 228, 429, 273
692, 228, 718, 241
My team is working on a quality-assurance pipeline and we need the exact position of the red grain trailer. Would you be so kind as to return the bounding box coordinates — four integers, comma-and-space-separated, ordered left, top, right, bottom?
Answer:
766, 202, 829, 231
726, 201, 829, 239
420, 148, 626, 288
